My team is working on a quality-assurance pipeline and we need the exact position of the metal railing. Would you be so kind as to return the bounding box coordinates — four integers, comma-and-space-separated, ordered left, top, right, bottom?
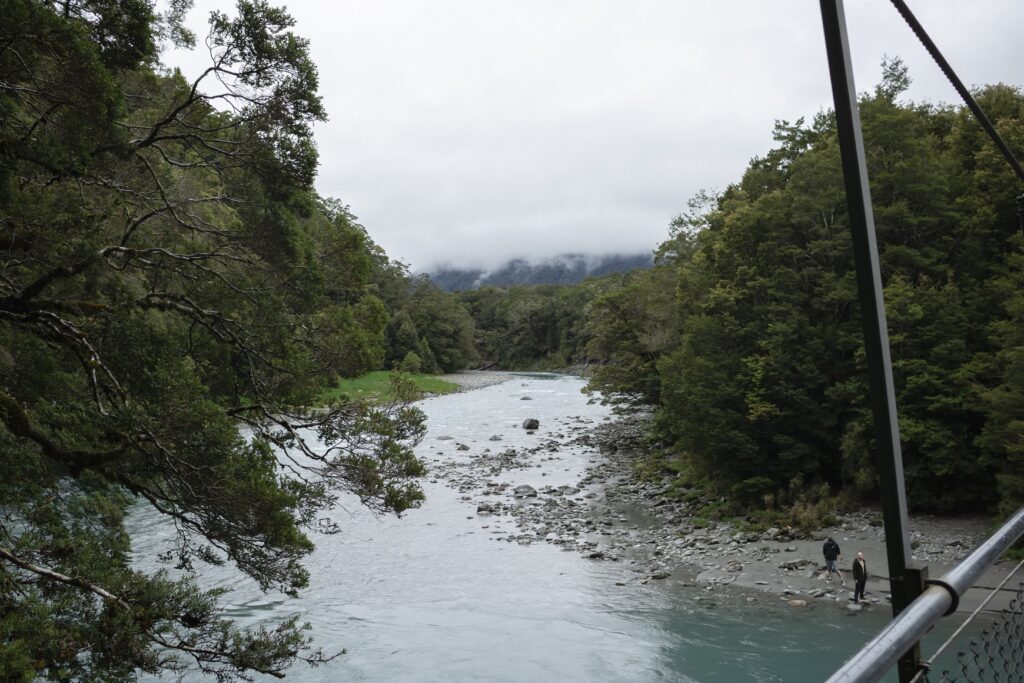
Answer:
916, 560, 1024, 682
826, 506, 1024, 683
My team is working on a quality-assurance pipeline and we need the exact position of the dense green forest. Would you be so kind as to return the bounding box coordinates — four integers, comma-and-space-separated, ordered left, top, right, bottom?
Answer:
0, 1, 477, 680
460, 63, 1024, 522
4, 1, 1023, 680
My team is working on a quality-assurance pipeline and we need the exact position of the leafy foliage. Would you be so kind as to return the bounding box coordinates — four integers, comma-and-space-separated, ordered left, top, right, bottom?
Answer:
0, 2, 428, 680
568, 61, 1024, 518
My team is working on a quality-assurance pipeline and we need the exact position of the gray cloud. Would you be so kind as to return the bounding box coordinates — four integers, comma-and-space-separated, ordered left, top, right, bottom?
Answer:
167, 1, 1024, 271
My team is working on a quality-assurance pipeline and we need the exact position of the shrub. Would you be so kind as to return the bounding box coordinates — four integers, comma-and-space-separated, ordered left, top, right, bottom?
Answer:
399, 350, 423, 373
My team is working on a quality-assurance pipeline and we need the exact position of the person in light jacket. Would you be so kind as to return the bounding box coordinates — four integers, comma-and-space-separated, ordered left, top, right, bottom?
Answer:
852, 552, 868, 604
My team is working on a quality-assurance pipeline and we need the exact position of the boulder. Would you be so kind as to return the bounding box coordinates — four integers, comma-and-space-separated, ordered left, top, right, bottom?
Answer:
522, 418, 540, 430
513, 484, 538, 498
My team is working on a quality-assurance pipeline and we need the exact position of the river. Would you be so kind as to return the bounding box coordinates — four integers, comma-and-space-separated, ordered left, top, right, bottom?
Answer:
128, 374, 969, 682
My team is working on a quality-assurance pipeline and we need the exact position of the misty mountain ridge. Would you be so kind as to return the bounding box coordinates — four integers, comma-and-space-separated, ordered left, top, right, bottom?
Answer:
428, 253, 653, 291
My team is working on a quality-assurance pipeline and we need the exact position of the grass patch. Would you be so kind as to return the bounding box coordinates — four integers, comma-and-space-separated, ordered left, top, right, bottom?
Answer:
318, 371, 459, 403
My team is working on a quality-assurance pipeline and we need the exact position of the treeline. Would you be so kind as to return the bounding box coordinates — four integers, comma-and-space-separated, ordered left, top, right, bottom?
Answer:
456, 63, 1024, 520
582, 62, 1024, 518
0, 1, 474, 680
459, 281, 602, 369
455, 267, 674, 381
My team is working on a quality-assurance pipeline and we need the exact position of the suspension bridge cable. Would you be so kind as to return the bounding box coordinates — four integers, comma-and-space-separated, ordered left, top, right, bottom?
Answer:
888, 0, 1024, 185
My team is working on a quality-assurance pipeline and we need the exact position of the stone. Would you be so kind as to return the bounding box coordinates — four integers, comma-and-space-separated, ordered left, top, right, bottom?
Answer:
787, 599, 808, 607
513, 484, 538, 498
779, 559, 812, 570
522, 418, 540, 430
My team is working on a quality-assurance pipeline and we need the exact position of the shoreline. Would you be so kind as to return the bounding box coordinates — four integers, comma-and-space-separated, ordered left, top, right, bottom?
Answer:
579, 414, 1018, 614
437, 369, 516, 393
428, 378, 1016, 614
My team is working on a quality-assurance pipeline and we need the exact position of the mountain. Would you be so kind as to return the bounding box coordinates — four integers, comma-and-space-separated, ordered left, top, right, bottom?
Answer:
427, 253, 653, 291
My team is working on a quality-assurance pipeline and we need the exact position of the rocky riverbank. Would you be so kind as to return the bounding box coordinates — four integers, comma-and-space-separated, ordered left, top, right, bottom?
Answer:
437, 370, 514, 392
425, 396, 1010, 614
574, 413, 1012, 612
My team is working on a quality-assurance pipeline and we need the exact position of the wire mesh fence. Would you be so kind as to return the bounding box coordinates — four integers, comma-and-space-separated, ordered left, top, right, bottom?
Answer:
923, 579, 1024, 683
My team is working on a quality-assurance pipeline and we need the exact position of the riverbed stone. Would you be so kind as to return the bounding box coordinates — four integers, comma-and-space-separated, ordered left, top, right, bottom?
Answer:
513, 484, 538, 498
522, 418, 539, 430
779, 559, 812, 570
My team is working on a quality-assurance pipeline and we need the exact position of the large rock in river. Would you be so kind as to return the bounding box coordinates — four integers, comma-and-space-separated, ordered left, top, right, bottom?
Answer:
513, 484, 538, 498
522, 418, 539, 430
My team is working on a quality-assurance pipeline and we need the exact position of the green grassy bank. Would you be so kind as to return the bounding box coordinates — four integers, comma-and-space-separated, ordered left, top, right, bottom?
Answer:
319, 371, 459, 403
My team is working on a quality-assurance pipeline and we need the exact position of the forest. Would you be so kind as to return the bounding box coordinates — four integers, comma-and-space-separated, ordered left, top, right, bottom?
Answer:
2, 0, 1023, 680
0, 1, 478, 679
467, 61, 1024, 524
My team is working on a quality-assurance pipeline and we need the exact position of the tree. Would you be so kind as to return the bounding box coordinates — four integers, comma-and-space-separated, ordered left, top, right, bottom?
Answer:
647, 73, 1024, 513
1, 2, 425, 680
585, 263, 677, 406
401, 278, 477, 373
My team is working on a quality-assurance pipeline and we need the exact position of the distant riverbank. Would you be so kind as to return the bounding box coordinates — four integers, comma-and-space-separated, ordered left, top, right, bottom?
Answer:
437, 370, 514, 392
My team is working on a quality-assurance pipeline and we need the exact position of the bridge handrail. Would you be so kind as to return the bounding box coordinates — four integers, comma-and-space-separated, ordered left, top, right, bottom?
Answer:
825, 505, 1024, 683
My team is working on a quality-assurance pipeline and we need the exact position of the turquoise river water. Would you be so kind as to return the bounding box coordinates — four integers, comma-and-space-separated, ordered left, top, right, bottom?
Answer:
127, 374, 979, 682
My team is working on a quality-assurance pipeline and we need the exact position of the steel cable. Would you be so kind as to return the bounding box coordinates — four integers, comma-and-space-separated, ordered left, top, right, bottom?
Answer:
888, 0, 1024, 185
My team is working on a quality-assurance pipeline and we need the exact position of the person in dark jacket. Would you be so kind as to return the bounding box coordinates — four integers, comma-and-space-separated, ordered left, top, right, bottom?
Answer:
822, 537, 846, 586
852, 552, 868, 603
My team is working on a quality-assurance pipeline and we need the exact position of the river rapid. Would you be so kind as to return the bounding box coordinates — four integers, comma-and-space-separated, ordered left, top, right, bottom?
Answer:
128, 374, 926, 682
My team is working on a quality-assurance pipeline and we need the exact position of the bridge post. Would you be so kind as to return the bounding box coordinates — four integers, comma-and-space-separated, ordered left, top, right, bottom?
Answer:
818, 2, 922, 679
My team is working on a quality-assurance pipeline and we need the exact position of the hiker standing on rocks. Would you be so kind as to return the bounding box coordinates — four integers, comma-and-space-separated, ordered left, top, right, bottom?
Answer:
852, 552, 868, 603
822, 537, 846, 586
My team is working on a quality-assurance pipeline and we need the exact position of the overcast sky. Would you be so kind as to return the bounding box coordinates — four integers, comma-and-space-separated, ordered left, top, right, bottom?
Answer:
166, 1, 1024, 272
